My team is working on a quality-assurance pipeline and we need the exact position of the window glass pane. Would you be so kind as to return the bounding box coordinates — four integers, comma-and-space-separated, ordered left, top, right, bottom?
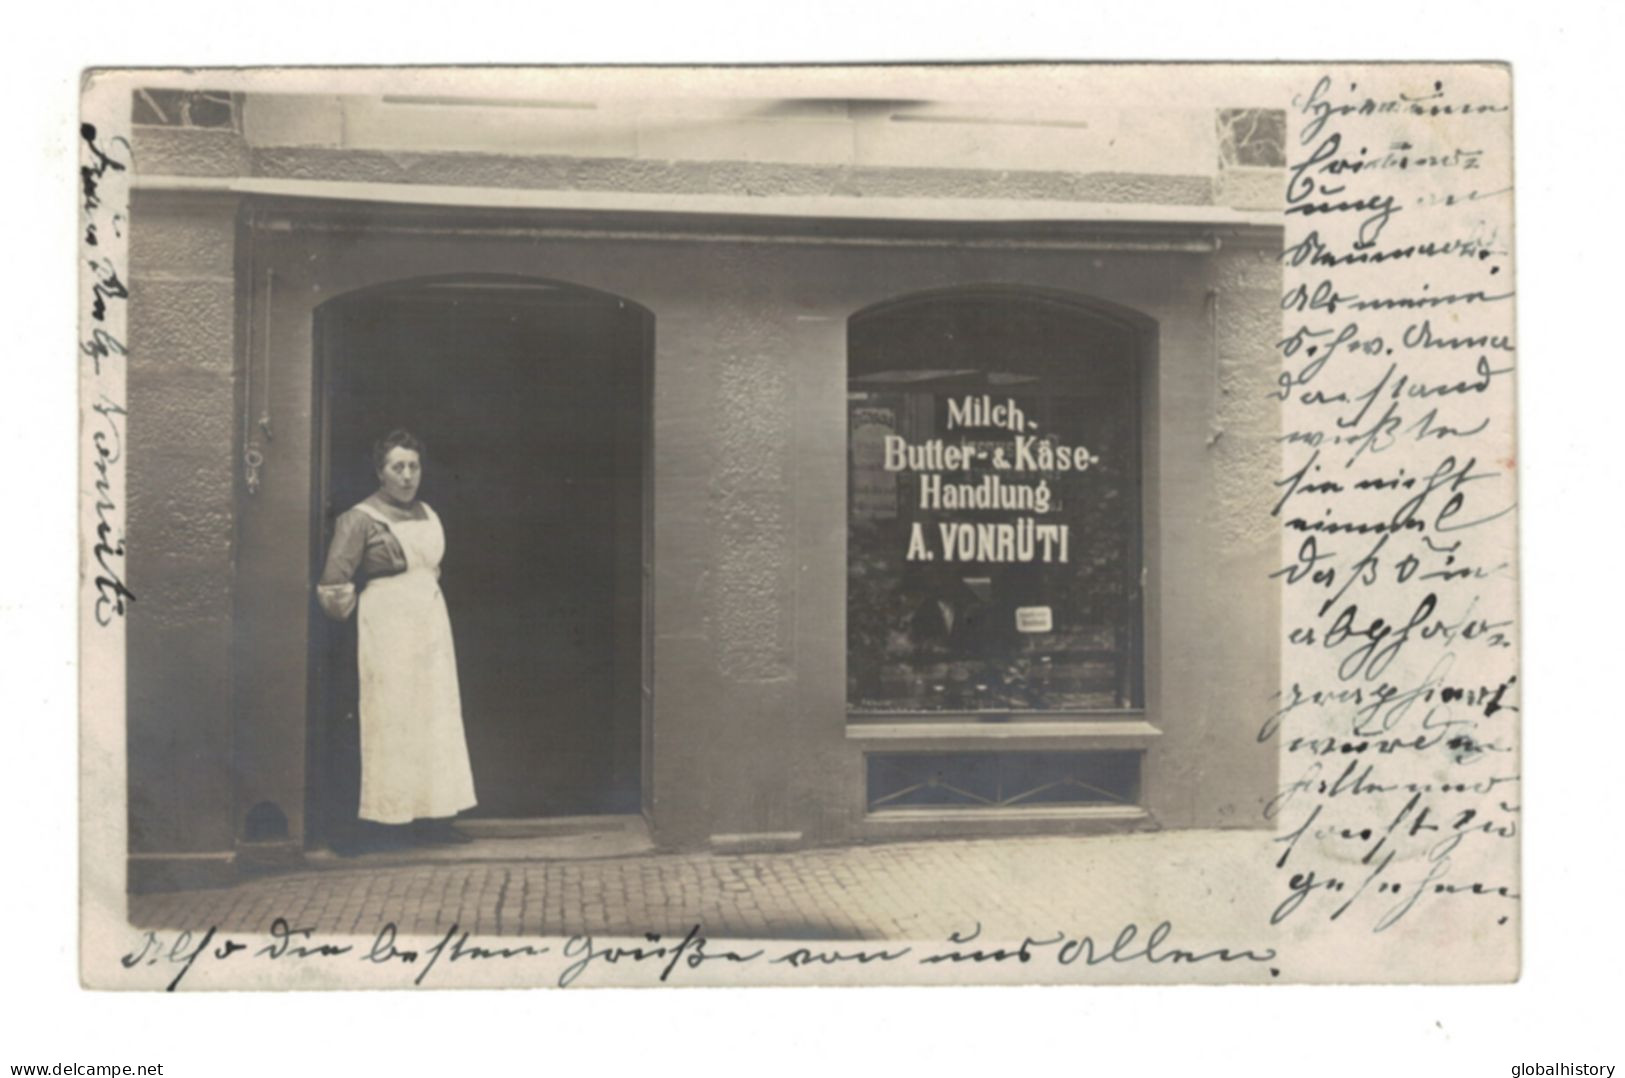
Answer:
848, 294, 1144, 713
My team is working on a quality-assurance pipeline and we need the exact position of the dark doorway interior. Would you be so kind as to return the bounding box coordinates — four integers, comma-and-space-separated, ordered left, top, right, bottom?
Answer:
311, 277, 648, 839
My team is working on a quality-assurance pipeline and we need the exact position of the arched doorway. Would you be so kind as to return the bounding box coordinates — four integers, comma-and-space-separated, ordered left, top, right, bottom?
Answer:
310, 276, 651, 845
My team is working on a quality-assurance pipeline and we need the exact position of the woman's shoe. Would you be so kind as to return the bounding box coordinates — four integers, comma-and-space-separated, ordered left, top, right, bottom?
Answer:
413, 818, 475, 845
336, 822, 414, 855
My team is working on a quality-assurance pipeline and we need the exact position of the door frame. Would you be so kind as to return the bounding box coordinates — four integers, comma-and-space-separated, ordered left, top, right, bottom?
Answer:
300, 270, 656, 843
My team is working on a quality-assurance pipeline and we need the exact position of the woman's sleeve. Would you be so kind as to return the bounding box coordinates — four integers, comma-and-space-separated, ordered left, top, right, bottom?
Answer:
315, 511, 366, 619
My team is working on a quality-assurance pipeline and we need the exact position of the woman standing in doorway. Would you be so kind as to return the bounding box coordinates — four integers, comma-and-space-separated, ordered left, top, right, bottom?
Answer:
316, 429, 478, 846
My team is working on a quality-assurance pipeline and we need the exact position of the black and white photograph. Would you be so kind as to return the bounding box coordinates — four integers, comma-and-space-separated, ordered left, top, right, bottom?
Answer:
75, 62, 1521, 991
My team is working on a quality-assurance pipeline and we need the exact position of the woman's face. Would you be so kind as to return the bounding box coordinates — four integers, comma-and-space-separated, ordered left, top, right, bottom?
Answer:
377, 446, 422, 504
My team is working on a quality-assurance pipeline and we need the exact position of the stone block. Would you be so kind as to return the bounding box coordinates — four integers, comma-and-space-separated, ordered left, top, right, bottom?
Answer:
130, 209, 238, 279
242, 93, 344, 147
340, 98, 638, 158
128, 367, 236, 456
1218, 167, 1284, 211
637, 115, 854, 166
128, 277, 236, 374
131, 125, 250, 177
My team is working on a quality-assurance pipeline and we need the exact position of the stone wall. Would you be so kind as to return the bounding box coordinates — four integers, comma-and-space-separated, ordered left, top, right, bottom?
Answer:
125, 185, 241, 888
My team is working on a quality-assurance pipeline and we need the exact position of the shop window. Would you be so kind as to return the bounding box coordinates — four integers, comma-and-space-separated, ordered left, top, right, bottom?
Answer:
847, 291, 1144, 714
867, 751, 1141, 811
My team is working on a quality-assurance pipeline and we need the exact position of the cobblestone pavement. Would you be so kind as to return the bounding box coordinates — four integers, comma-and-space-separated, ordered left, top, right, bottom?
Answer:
130, 830, 1271, 942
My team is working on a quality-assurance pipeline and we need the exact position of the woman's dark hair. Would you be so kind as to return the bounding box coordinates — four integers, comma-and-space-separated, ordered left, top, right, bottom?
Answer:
372, 428, 425, 473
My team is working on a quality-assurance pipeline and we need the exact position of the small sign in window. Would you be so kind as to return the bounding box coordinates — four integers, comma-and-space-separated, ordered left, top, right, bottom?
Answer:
1015, 606, 1053, 633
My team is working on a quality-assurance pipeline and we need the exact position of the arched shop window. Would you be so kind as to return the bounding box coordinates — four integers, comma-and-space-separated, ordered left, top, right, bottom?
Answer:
847, 290, 1146, 715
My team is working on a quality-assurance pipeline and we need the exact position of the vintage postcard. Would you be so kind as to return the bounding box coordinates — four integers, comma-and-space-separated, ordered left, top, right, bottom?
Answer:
79, 62, 1519, 989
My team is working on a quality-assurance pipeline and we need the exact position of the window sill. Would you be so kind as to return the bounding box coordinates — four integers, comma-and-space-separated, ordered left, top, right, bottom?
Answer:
861, 804, 1151, 836
847, 718, 1160, 748
848, 708, 1145, 722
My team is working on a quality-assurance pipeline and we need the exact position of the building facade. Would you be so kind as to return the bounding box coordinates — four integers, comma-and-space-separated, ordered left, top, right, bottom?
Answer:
125, 86, 1285, 891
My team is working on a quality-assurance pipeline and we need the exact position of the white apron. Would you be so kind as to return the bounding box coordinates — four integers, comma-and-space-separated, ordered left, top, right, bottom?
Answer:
353, 501, 478, 824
